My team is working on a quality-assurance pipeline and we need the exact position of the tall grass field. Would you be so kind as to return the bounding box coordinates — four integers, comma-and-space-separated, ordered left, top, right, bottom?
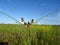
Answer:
0, 24, 60, 45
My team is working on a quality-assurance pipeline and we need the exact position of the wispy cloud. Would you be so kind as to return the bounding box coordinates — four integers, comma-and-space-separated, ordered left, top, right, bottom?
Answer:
6, 0, 11, 2
38, 3, 47, 9
58, 12, 60, 17
7, 0, 11, 1
39, 3, 47, 7
40, 3, 46, 6
42, 13, 60, 24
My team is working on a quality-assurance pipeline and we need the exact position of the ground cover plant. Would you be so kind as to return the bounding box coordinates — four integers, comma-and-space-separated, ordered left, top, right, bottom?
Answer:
0, 24, 60, 45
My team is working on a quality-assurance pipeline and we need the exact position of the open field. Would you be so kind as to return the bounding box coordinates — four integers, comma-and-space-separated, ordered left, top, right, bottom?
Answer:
0, 24, 60, 45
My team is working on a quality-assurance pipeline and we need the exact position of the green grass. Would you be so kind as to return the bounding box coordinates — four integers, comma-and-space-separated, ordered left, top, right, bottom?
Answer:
0, 24, 60, 45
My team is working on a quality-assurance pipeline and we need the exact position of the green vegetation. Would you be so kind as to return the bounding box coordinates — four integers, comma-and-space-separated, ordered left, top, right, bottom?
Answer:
0, 24, 60, 45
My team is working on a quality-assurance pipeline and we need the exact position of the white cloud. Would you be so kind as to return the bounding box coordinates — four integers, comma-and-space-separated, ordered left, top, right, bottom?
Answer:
7, 0, 11, 1
58, 12, 60, 17
39, 3, 46, 7
44, 12, 60, 20
42, 13, 60, 25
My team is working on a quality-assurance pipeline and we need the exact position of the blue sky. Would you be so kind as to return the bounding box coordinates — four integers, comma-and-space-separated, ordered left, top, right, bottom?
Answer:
0, 0, 60, 24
